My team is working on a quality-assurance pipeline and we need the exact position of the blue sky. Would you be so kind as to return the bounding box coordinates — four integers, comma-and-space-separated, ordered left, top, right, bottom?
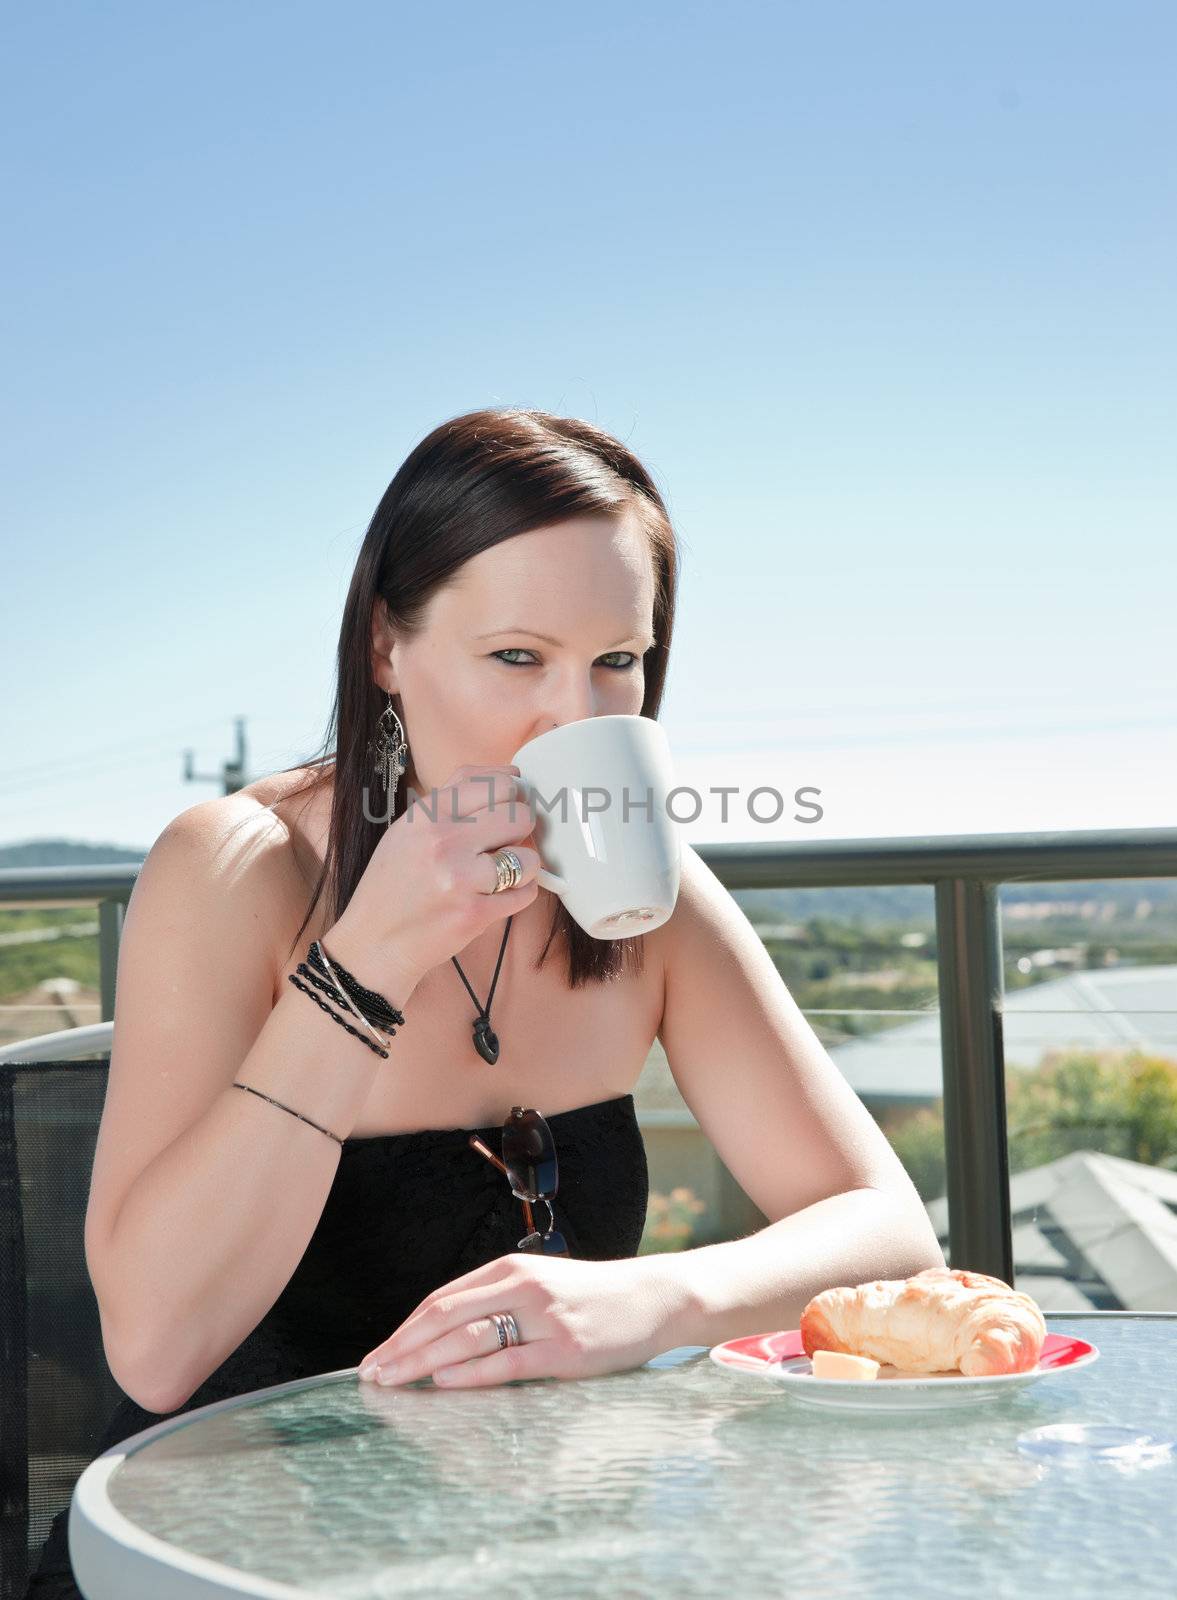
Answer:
2, 0, 1173, 851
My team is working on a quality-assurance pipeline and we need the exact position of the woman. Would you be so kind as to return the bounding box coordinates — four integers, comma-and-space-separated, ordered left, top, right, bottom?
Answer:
28, 407, 941, 1595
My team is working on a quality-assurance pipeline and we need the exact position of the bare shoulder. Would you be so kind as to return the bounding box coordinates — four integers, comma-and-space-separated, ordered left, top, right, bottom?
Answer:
160, 786, 295, 894
153, 777, 323, 972
654, 839, 919, 1219
640, 842, 739, 1035
649, 840, 759, 977
84, 779, 320, 1313
232, 765, 326, 845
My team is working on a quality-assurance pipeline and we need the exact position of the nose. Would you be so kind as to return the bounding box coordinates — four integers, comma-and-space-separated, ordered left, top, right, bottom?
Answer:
542, 671, 598, 733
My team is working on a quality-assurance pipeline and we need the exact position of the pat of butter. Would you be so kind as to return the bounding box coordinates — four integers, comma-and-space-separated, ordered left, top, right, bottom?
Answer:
811, 1349, 881, 1381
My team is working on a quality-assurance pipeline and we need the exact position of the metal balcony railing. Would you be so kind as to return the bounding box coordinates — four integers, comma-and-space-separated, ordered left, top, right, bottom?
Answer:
3, 825, 1176, 1284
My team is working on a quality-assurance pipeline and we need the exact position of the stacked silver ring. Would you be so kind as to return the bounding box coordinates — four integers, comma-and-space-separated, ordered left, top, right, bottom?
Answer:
490, 1311, 522, 1349
489, 847, 524, 894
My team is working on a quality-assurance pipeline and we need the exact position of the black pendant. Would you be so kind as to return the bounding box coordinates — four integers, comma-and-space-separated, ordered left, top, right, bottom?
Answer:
473, 1017, 500, 1065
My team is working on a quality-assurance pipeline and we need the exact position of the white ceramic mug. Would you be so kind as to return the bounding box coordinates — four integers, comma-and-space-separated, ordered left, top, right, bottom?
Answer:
511, 714, 681, 939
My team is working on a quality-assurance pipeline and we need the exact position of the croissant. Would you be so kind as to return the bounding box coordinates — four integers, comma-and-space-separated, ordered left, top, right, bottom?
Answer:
800, 1268, 1047, 1376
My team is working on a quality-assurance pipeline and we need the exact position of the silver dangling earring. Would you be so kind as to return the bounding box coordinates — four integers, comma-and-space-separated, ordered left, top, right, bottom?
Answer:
369, 694, 408, 828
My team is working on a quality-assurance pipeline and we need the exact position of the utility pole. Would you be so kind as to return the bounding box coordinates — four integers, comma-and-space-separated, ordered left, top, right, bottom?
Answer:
183, 717, 251, 794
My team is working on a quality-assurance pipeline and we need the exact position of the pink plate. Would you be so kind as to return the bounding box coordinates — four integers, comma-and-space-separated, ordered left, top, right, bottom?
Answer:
708, 1330, 1100, 1412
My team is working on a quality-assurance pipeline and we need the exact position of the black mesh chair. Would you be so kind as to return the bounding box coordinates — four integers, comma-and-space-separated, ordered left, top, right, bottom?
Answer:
0, 1025, 124, 1600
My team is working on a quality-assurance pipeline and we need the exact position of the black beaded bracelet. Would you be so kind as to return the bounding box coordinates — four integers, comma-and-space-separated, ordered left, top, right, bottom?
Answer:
301, 957, 401, 1046
308, 941, 406, 1028
295, 963, 399, 1045
307, 940, 406, 1029
287, 972, 390, 1058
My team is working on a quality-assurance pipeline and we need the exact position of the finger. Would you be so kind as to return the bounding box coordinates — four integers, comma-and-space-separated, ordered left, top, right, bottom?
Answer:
452, 772, 525, 819
446, 765, 521, 797
410, 772, 521, 823
358, 1263, 523, 1370
363, 1284, 515, 1370
446, 763, 521, 785
368, 1314, 529, 1388
433, 1340, 554, 1388
477, 844, 540, 895
460, 783, 535, 838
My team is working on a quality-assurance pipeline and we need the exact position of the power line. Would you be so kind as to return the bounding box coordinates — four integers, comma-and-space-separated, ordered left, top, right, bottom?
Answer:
0, 716, 231, 793
183, 716, 254, 795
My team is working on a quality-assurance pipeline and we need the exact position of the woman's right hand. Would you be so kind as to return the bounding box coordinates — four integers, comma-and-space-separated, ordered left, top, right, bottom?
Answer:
323, 764, 541, 1001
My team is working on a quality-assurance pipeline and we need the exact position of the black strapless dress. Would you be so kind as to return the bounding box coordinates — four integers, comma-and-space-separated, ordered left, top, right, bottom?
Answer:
26, 1092, 648, 1597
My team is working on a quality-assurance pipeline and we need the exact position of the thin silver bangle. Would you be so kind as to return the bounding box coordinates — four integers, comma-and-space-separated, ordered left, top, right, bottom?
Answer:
232, 1081, 343, 1146
312, 941, 394, 1053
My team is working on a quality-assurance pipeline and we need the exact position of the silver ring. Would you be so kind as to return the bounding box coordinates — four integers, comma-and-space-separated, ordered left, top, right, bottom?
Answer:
488, 847, 523, 894
490, 1311, 522, 1348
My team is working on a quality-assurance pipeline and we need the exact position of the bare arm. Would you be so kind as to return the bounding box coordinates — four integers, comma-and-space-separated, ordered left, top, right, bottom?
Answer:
85, 802, 420, 1414
648, 844, 945, 1347
653, 1183, 947, 1349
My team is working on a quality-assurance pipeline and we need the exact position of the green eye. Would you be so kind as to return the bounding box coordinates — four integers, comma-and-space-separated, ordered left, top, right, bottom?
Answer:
491, 649, 639, 671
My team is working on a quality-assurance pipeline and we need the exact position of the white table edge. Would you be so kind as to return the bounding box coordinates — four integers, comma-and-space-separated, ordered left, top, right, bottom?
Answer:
68, 1315, 1177, 1597
71, 1364, 366, 1599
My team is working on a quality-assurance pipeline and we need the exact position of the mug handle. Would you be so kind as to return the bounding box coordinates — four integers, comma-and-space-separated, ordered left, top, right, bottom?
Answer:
536, 867, 567, 895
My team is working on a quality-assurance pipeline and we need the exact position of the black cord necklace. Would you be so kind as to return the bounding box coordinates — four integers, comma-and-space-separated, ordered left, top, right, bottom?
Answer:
452, 916, 513, 1064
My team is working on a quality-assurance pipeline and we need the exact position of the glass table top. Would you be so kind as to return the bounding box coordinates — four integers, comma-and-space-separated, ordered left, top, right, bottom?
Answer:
72, 1315, 1177, 1599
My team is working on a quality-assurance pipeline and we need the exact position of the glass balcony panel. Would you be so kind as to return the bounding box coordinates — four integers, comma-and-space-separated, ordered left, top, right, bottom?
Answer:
637, 885, 948, 1253
999, 878, 1177, 1311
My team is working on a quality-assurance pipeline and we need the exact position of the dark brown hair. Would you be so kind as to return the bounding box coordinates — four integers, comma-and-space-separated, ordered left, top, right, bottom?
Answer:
273, 406, 679, 988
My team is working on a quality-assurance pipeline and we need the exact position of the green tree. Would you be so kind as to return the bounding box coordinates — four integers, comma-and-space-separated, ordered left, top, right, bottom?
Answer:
883, 1108, 948, 1203
887, 1047, 1177, 1202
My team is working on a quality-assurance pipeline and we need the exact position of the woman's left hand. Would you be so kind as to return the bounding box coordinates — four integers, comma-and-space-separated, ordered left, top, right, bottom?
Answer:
357, 1253, 688, 1389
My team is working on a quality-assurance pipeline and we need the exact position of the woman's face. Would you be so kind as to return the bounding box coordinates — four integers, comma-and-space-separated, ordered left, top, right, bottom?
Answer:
374, 510, 658, 797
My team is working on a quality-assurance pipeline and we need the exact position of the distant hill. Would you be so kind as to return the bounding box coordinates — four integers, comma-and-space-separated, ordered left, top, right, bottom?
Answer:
0, 839, 148, 869
732, 878, 1177, 927
4, 840, 1173, 926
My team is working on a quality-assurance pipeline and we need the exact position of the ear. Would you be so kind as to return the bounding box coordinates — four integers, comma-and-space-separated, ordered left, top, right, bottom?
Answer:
369, 597, 401, 695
